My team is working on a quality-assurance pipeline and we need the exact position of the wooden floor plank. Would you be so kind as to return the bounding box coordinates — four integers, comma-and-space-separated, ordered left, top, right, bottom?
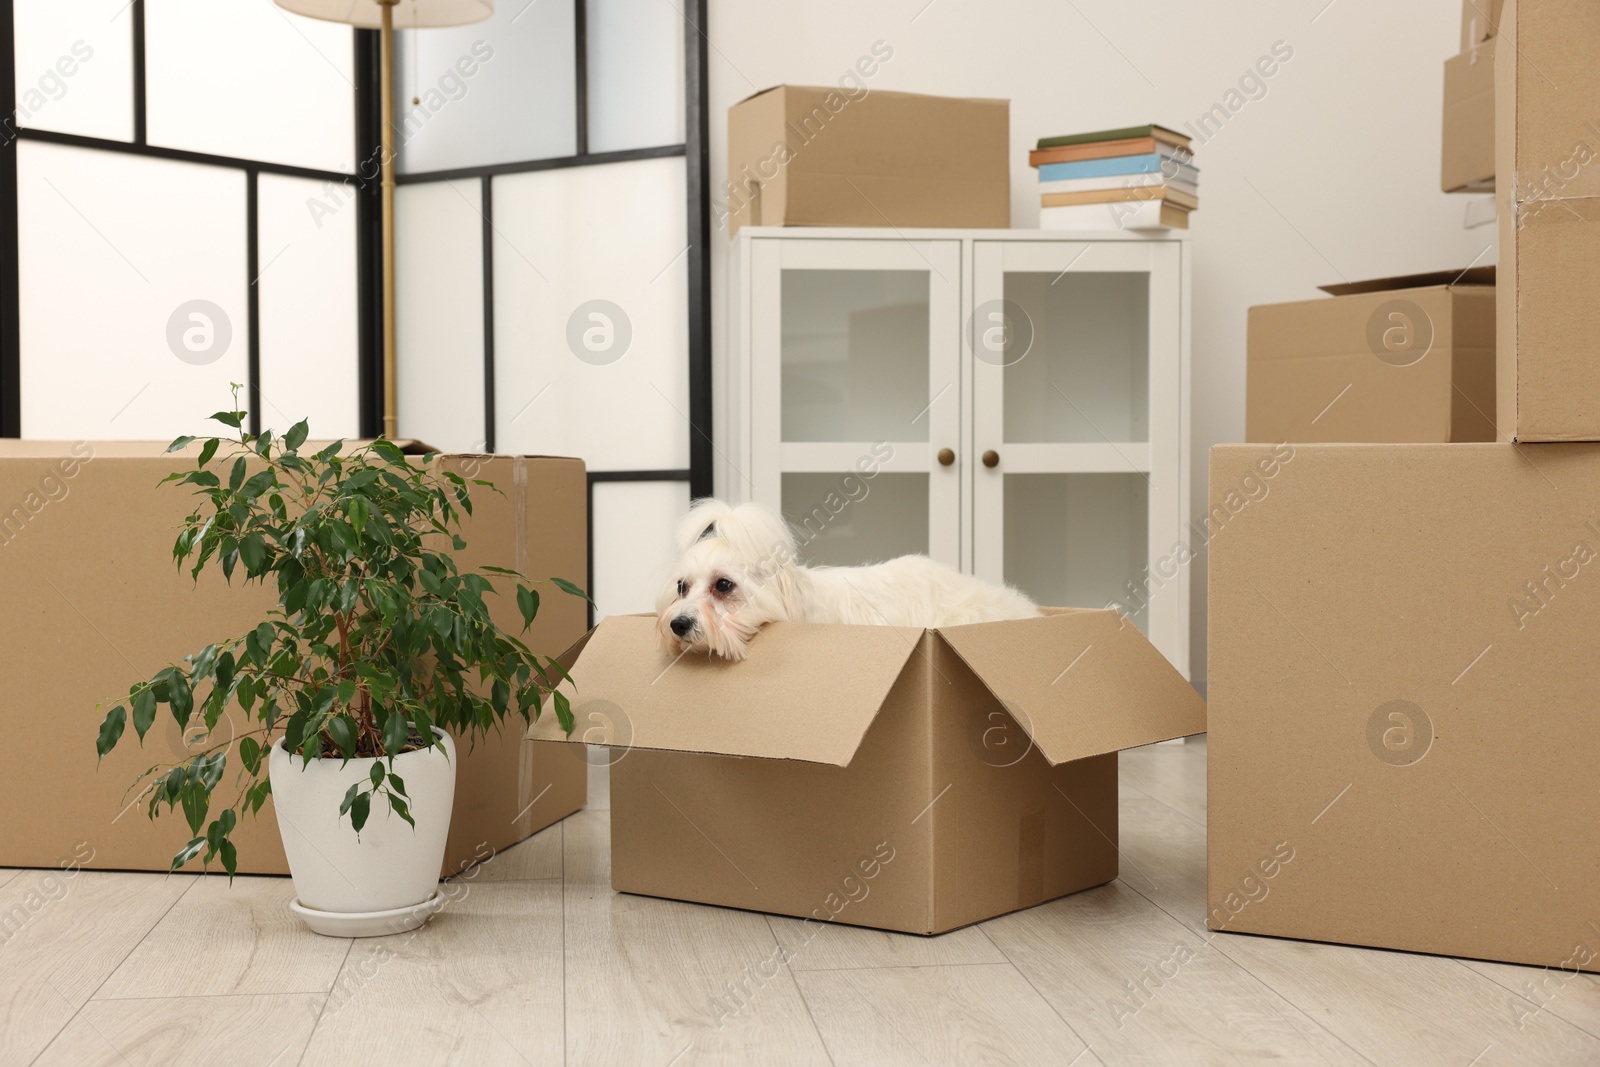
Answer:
298, 879, 564, 1067
768, 912, 1007, 972
96, 875, 350, 999
983, 878, 1368, 1066
32, 992, 321, 1067
465, 820, 563, 883
1461, 957, 1600, 1040
1118, 740, 1208, 828
794, 961, 1090, 1066
562, 808, 831, 1065
0, 870, 191, 1065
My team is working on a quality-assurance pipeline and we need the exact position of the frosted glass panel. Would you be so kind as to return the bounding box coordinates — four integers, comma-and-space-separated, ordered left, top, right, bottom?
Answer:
17, 141, 247, 440
1001, 272, 1149, 444
145, 0, 355, 173
592, 480, 691, 619
1004, 473, 1148, 631
782, 472, 927, 569
396, 179, 484, 453
12, 0, 134, 141
586, 0, 686, 152
257, 174, 360, 439
492, 156, 688, 471
781, 270, 929, 443
396, 0, 575, 173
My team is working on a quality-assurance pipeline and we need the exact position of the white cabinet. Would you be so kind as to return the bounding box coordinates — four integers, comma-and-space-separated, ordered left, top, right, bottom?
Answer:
726, 227, 1190, 676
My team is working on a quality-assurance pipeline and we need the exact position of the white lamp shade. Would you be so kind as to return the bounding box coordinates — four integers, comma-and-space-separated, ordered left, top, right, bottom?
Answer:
273, 0, 492, 29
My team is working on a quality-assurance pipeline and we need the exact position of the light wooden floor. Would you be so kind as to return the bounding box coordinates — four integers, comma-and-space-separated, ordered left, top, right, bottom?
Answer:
4, 738, 1598, 1066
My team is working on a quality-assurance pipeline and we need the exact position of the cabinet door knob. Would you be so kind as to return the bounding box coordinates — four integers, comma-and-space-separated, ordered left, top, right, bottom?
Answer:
982, 450, 1000, 468
937, 448, 956, 467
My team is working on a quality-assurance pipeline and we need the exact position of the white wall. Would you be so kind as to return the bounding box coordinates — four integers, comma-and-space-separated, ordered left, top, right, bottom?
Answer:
706, 0, 1494, 687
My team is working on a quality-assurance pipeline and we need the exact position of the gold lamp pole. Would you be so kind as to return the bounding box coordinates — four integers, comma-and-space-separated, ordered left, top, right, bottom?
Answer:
271, 0, 494, 440
378, 0, 398, 438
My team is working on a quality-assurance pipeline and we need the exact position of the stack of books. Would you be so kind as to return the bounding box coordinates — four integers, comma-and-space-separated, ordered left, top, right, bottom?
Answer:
1029, 124, 1198, 230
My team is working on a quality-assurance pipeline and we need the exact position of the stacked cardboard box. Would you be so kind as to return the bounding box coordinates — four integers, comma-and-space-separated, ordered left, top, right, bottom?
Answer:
1442, 0, 1501, 192
1210, 0, 1600, 973
1028, 124, 1198, 231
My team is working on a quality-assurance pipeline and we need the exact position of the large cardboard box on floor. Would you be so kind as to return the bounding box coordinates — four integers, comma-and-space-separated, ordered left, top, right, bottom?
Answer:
1442, 36, 1496, 193
1496, 0, 1600, 440
1246, 269, 1496, 443
530, 609, 1204, 934
0, 441, 588, 875
724, 84, 1009, 237
1208, 442, 1600, 972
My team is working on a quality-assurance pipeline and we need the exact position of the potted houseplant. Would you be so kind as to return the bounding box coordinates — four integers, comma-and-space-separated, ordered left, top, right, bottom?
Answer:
94, 399, 584, 936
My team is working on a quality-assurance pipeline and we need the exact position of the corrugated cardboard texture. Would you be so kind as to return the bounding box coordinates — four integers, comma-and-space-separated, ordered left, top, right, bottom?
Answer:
725, 85, 1009, 237
1442, 37, 1495, 193
533, 610, 1200, 934
1208, 443, 1600, 972
0, 443, 587, 874
1247, 286, 1496, 442
1496, 0, 1600, 440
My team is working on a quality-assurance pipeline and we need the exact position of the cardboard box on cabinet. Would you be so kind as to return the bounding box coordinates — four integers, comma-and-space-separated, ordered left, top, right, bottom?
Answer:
1207, 442, 1600, 972
725, 84, 1009, 237
0, 440, 588, 875
528, 609, 1204, 935
1495, 0, 1600, 440
1246, 269, 1496, 443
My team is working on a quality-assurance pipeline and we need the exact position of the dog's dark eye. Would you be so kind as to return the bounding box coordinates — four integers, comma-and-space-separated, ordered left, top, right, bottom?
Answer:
677, 579, 687, 597
714, 578, 735, 595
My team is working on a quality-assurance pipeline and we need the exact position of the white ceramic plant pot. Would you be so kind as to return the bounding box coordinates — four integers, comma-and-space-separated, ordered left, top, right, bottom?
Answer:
269, 729, 455, 936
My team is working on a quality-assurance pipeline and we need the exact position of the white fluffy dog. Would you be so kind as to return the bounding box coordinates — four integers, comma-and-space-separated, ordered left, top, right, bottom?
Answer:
656, 498, 1040, 660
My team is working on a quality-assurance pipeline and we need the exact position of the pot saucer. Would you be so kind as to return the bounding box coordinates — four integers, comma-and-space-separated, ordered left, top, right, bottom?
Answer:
289, 889, 445, 937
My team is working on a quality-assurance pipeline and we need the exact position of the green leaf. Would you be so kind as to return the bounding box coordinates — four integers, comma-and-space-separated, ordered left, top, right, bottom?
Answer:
387, 791, 415, 829
180, 779, 208, 835
369, 762, 386, 788
196, 438, 220, 468
131, 689, 157, 743
238, 532, 266, 574
166, 435, 197, 453
553, 690, 574, 735
516, 586, 539, 630
326, 715, 356, 759
383, 710, 409, 758
284, 418, 310, 451
339, 781, 361, 816
170, 836, 205, 871
210, 410, 245, 429
386, 771, 407, 798
95, 705, 127, 759
220, 840, 238, 878
350, 791, 371, 834
239, 736, 262, 775
168, 677, 194, 730
228, 455, 247, 492
241, 469, 276, 499
549, 577, 592, 603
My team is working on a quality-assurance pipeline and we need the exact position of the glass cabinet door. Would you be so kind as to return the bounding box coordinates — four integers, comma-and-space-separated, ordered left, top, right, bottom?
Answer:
970, 239, 1185, 671
748, 238, 962, 570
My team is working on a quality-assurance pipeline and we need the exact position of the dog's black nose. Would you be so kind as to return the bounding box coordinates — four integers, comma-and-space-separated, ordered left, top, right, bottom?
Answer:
670, 615, 695, 638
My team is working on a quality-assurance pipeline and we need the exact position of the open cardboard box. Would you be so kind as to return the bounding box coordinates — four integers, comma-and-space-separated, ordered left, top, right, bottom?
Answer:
0, 441, 588, 876
1208, 442, 1600, 972
1247, 268, 1496, 443
529, 608, 1204, 935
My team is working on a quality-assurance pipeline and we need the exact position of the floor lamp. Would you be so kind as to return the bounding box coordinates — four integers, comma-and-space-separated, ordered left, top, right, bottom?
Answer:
272, 0, 494, 438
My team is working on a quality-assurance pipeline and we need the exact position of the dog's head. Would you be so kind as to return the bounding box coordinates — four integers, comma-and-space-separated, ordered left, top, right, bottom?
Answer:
656, 499, 798, 660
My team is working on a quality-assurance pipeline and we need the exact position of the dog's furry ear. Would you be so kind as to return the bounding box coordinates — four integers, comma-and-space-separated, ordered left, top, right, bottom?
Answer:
697, 522, 717, 542
675, 498, 735, 553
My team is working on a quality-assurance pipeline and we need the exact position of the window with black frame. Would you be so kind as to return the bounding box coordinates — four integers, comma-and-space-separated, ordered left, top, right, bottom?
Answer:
1, 0, 711, 625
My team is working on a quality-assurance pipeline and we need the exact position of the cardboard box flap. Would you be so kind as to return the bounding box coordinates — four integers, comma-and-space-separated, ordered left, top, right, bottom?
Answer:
1318, 266, 1495, 296
935, 610, 1205, 765
527, 615, 926, 766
